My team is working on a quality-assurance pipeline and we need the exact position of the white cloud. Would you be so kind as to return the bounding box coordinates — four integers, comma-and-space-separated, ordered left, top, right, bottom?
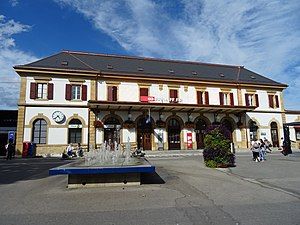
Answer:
9, 0, 18, 7
0, 15, 37, 109
54, 0, 300, 109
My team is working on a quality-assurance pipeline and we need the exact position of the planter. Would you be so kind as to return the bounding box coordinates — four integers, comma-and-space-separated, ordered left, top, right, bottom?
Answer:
123, 120, 135, 129
94, 120, 104, 128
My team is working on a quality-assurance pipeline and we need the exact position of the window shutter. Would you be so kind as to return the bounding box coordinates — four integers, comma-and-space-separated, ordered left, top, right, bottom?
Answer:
197, 91, 203, 105
230, 93, 234, 106
268, 95, 274, 108
245, 94, 249, 106
255, 94, 259, 107
219, 92, 224, 105
65, 84, 71, 100
47, 83, 53, 100
30, 83, 37, 99
112, 86, 118, 101
107, 86, 113, 101
275, 95, 279, 108
205, 91, 209, 105
82, 85, 87, 101
140, 88, 148, 97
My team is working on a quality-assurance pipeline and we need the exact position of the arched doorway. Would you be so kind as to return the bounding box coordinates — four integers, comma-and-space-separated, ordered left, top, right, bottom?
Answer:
68, 119, 82, 144
195, 118, 208, 149
221, 118, 234, 141
270, 122, 279, 147
168, 118, 181, 150
136, 116, 153, 150
249, 120, 259, 141
103, 116, 121, 145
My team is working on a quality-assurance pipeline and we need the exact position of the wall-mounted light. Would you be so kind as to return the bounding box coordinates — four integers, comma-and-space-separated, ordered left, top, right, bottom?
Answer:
187, 112, 193, 122
159, 112, 164, 120
214, 113, 220, 123
128, 111, 132, 120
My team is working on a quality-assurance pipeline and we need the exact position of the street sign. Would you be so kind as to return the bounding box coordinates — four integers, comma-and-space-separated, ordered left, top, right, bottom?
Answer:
8, 131, 15, 142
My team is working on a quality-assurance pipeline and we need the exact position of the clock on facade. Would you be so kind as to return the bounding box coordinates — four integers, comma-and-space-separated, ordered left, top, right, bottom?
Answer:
52, 111, 65, 123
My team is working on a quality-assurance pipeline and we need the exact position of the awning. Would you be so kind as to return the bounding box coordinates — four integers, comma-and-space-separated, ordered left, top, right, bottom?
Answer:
88, 100, 256, 114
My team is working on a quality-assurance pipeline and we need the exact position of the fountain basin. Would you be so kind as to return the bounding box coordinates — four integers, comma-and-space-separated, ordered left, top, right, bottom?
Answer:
49, 158, 155, 188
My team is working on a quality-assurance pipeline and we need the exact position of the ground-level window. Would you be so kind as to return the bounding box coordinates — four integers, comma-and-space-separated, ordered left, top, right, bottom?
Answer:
32, 119, 47, 144
68, 119, 82, 143
295, 128, 300, 140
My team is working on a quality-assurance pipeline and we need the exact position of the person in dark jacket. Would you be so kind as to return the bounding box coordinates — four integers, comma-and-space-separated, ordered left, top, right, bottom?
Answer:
6, 141, 15, 160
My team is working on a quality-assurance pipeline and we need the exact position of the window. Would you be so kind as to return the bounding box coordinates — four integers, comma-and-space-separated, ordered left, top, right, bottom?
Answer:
72, 85, 81, 100
219, 92, 234, 106
140, 88, 149, 102
170, 89, 178, 103
37, 83, 47, 99
30, 83, 53, 100
32, 119, 47, 144
268, 95, 279, 108
68, 119, 82, 143
296, 129, 300, 140
245, 94, 259, 107
65, 84, 87, 101
108, 86, 118, 101
197, 91, 209, 105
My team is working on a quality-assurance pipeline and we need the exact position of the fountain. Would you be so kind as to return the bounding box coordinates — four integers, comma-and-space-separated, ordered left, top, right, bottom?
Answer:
49, 139, 155, 188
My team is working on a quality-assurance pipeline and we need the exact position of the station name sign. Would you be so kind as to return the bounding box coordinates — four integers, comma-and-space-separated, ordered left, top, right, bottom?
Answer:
140, 96, 182, 103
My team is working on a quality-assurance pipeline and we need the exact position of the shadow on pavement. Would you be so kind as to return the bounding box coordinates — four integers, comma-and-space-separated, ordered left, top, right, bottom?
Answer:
0, 158, 69, 185
141, 172, 165, 184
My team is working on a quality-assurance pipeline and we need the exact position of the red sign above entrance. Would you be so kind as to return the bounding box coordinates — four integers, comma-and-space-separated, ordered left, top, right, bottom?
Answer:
140, 96, 155, 102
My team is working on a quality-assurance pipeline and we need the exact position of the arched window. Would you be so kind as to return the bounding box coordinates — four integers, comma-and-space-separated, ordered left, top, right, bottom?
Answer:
68, 119, 82, 144
32, 119, 47, 144
270, 122, 279, 147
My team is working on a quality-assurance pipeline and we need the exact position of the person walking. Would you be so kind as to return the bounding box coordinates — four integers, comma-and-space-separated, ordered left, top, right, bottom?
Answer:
259, 139, 266, 161
6, 140, 15, 160
251, 139, 260, 162
263, 137, 272, 153
77, 143, 83, 157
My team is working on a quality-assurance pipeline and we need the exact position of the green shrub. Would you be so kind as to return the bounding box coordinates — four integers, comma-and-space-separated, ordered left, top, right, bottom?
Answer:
203, 125, 235, 168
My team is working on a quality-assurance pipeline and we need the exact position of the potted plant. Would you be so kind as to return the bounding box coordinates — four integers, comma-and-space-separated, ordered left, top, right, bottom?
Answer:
184, 121, 195, 129
123, 120, 135, 129
202, 125, 235, 168
156, 120, 166, 128
94, 120, 104, 128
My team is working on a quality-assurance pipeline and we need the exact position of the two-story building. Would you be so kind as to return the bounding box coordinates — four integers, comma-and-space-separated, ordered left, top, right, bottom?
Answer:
14, 50, 297, 155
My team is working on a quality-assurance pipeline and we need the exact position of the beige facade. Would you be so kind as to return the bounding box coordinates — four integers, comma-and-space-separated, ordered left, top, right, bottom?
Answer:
14, 51, 299, 155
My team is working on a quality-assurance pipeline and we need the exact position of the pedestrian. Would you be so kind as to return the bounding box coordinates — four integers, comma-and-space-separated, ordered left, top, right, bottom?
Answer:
263, 137, 272, 153
280, 138, 288, 156
66, 144, 76, 157
77, 143, 83, 157
250, 139, 260, 162
6, 140, 15, 160
259, 139, 266, 161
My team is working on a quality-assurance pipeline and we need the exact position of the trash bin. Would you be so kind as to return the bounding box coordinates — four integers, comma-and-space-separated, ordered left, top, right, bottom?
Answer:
28, 143, 36, 157
22, 142, 31, 158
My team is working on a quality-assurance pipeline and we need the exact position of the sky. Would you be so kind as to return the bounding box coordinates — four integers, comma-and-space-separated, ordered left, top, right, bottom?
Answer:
0, 0, 300, 110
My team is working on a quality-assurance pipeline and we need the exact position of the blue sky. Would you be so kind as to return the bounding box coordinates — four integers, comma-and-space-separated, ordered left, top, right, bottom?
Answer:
0, 0, 300, 109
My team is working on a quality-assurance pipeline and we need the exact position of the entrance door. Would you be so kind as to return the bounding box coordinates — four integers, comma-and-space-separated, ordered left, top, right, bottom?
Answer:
271, 122, 279, 147
168, 118, 181, 150
104, 116, 121, 145
137, 116, 153, 150
137, 132, 151, 150
195, 118, 207, 149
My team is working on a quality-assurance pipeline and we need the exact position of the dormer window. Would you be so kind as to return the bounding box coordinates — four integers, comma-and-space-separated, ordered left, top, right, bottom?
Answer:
168, 69, 174, 74
192, 71, 197, 75
61, 61, 68, 66
219, 73, 225, 77
138, 67, 144, 71
107, 64, 113, 69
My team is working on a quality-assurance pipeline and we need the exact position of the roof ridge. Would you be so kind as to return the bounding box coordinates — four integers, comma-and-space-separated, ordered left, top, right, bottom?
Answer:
62, 50, 241, 69
67, 52, 98, 71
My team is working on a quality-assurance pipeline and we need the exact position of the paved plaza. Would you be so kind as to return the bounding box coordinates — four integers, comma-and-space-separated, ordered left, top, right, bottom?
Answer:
0, 151, 299, 225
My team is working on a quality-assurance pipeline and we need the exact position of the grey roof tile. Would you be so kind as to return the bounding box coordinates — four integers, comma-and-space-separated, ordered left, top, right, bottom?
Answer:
17, 50, 286, 87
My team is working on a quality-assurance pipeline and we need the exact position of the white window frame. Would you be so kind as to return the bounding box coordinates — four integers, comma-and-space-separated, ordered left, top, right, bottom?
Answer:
37, 83, 47, 99
71, 85, 81, 100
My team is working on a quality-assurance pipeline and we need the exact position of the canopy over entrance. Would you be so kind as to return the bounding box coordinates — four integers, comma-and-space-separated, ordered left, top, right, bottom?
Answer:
88, 100, 256, 114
